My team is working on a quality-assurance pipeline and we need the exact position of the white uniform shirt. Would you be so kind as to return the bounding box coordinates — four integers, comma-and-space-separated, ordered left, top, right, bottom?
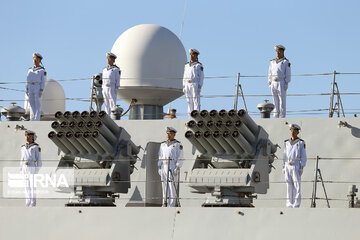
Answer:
283, 138, 307, 168
102, 65, 120, 88
183, 62, 204, 88
20, 143, 42, 169
158, 140, 184, 170
268, 58, 291, 86
26, 66, 46, 92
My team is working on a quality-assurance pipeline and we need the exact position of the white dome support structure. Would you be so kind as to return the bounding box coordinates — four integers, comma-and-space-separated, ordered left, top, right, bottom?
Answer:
111, 24, 187, 119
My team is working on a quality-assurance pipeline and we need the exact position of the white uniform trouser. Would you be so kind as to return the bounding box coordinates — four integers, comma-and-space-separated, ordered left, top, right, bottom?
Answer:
284, 163, 301, 208
160, 165, 178, 207
184, 83, 200, 118
28, 88, 41, 121
102, 86, 117, 119
270, 81, 287, 118
22, 166, 36, 207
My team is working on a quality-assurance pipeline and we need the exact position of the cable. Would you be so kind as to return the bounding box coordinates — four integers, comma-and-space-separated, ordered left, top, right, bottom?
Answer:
1, 71, 360, 85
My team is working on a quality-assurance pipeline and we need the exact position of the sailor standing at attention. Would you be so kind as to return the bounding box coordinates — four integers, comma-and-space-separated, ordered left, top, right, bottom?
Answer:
102, 52, 121, 119
282, 124, 307, 208
26, 53, 46, 121
158, 127, 183, 207
20, 130, 42, 207
183, 48, 204, 118
268, 45, 291, 118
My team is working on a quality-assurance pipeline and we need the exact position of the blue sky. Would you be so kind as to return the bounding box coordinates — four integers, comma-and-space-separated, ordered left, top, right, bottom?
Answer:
1, 0, 360, 119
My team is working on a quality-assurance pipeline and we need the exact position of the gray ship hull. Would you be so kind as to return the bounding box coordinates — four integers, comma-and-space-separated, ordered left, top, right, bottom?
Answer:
1, 117, 359, 239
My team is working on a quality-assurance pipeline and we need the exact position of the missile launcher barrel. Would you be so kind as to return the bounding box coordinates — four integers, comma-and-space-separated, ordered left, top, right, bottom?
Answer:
232, 130, 253, 155
60, 121, 68, 130
219, 109, 232, 122
185, 131, 207, 154
194, 131, 217, 155
90, 111, 120, 135
92, 131, 114, 153
206, 120, 217, 131
51, 121, 60, 131
81, 111, 90, 121
83, 131, 105, 154
212, 130, 235, 154
203, 131, 226, 154
185, 120, 200, 132
222, 130, 244, 155
200, 110, 211, 121
227, 109, 238, 121
190, 110, 201, 121
209, 110, 221, 122
238, 109, 258, 134
57, 131, 80, 154
237, 121, 256, 144
215, 120, 228, 132
48, 131, 71, 154
197, 120, 211, 132
65, 131, 88, 155
94, 121, 117, 145
74, 132, 97, 154
72, 111, 82, 122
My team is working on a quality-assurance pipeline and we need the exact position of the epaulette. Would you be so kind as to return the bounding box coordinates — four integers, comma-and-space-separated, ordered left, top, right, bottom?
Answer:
113, 65, 120, 69
185, 61, 189, 65
298, 138, 305, 142
284, 139, 289, 142
197, 62, 202, 65
21, 144, 25, 147
174, 139, 181, 143
270, 58, 276, 61
161, 141, 166, 144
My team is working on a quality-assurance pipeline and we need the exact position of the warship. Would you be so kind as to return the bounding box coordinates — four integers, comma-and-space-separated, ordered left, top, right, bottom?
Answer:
0, 24, 360, 240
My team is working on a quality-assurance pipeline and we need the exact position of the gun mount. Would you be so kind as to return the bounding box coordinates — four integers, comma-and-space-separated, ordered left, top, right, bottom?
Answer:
49, 110, 140, 206
185, 109, 277, 207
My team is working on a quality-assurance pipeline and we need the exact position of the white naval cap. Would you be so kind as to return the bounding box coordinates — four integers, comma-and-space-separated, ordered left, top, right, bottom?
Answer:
274, 44, 286, 51
106, 52, 117, 59
166, 127, 177, 133
289, 123, 301, 130
189, 48, 200, 55
33, 52, 43, 59
25, 129, 37, 140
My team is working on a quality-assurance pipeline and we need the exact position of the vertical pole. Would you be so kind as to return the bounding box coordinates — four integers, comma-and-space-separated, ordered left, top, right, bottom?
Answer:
234, 73, 240, 111
311, 155, 320, 208
89, 76, 95, 112
239, 81, 248, 112
177, 171, 181, 207
318, 169, 330, 208
165, 157, 171, 207
335, 83, 346, 117
329, 71, 336, 118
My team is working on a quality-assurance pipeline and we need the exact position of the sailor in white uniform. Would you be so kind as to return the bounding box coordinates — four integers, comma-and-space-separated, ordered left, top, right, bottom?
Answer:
268, 45, 291, 118
158, 127, 183, 207
20, 130, 42, 207
282, 124, 307, 208
102, 52, 121, 119
183, 48, 204, 117
26, 53, 46, 121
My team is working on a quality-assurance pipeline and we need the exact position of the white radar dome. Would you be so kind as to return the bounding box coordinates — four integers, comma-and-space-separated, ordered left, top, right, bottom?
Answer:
111, 24, 187, 106
41, 78, 65, 120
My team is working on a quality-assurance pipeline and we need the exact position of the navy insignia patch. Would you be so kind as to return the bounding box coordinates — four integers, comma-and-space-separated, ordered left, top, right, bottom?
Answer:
44, 72, 47, 76
180, 145, 183, 150
304, 144, 306, 149
288, 63, 291, 67
39, 148, 41, 152
201, 67, 204, 71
